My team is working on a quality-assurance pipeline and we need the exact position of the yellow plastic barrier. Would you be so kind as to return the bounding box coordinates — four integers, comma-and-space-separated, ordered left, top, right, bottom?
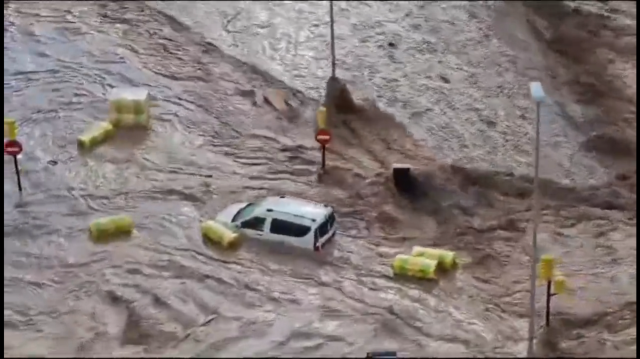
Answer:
538, 254, 555, 282
392, 254, 438, 280
77, 121, 115, 150
316, 106, 327, 129
411, 246, 458, 270
108, 87, 151, 129
553, 274, 567, 295
4, 118, 18, 140
201, 220, 241, 249
89, 215, 135, 241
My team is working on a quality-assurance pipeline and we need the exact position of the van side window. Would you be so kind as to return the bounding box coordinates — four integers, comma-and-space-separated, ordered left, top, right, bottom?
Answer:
240, 217, 266, 232
270, 219, 311, 238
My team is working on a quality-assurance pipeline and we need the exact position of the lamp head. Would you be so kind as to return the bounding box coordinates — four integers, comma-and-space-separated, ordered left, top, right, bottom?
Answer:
529, 82, 547, 103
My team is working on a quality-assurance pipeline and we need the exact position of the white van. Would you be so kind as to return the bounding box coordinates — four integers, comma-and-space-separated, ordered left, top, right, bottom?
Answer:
215, 196, 337, 251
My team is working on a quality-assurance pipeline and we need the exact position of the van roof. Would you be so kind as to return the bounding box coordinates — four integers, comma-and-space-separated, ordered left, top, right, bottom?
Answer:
258, 196, 332, 223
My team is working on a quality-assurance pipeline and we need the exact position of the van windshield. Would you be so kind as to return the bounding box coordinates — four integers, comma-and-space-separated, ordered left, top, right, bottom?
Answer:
316, 211, 336, 239
232, 202, 259, 222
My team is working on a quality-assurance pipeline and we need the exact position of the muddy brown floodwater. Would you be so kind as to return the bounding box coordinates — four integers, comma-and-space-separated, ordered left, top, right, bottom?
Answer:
4, 1, 636, 357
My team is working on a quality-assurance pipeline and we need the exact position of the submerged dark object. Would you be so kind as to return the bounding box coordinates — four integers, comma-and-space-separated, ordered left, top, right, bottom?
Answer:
392, 164, 415, 194
366, 351, 398, 358
324, 76, 359, 116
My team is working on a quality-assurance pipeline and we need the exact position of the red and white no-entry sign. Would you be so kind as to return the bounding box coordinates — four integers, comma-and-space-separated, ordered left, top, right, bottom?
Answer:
315, 128, 332, 146
315, 128, 332, 170
4, 138, 24, 192
4, 139, 23, 157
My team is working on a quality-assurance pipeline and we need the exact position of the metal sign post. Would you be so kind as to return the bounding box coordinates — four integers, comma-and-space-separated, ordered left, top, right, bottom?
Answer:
538, 254, 567, 329
526, 81, 547, 358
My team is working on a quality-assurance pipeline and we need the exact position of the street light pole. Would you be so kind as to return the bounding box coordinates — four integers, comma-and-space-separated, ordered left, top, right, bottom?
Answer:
527, 81, 546, 358
329, 0, 336, 78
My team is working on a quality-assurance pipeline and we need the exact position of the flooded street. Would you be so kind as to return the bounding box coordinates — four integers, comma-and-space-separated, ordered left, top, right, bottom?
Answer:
4, 1, 636, 357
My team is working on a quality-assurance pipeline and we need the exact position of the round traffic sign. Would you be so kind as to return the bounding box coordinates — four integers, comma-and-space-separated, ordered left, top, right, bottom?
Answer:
4, 139, 23, 156
315, 128, 332, 146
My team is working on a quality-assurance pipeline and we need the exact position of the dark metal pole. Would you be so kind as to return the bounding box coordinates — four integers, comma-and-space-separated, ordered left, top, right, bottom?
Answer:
545, 280, 552, 327
329, 0, 336, 78
13, 155, 22, 192
321, 145, 326, 169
